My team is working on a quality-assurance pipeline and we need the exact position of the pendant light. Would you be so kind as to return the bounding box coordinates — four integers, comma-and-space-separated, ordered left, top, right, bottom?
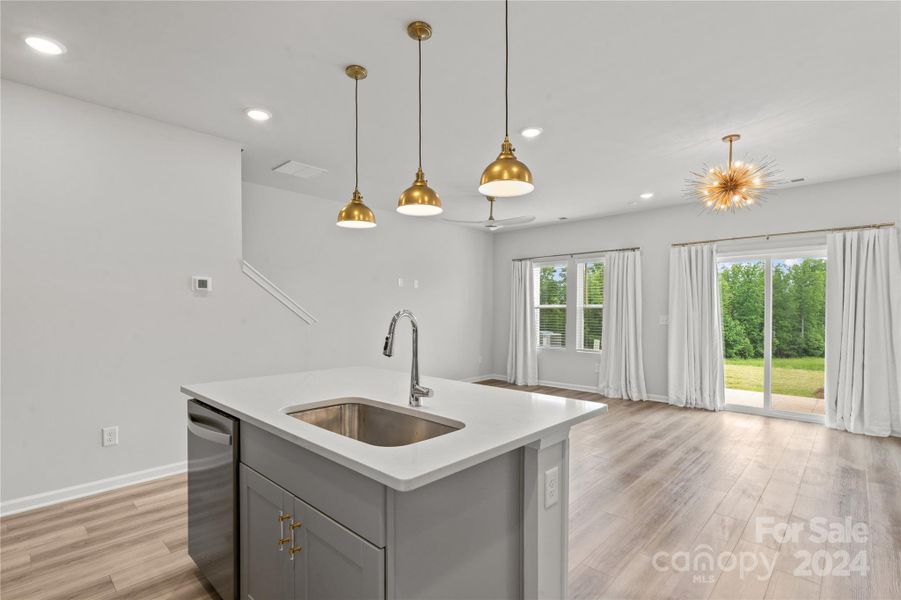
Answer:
686, 134, 779, 212
397, 21, 442, 216
479, 0, 534, 197
337, 65, 377, 228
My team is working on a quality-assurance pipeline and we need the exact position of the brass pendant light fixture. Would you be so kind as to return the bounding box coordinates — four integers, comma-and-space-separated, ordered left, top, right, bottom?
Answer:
337, 65, 377, 228
686, 134, 779, 212
397, 21, 442, 216
479, 0, 534, 197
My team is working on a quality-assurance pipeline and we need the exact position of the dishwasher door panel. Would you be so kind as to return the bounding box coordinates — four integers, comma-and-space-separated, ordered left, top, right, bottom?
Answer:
187, 399, 238, 600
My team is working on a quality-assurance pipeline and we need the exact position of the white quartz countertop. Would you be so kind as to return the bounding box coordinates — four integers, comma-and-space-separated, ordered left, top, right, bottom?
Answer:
182, 366, 606, 491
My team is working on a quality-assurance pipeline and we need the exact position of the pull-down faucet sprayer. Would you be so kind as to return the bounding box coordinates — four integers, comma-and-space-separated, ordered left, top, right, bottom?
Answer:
383, 309, 433, 407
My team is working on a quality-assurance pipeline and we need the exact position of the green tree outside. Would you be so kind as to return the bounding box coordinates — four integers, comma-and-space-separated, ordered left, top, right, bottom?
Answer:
719, 258, 826, 359
537, 265, 567, 347
719, 258, 827, 399
581, 261, 604, 350
535, 262, 605, 350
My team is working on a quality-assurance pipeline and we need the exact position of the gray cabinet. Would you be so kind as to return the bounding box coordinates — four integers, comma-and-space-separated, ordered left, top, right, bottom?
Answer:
292, 494, 384, 600
239, 464, 384, 600
240, 465, 292, 600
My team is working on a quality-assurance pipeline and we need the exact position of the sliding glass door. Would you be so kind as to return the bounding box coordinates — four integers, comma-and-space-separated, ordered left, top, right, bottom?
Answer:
718, 249, 826, 421
719, 258, 766, 410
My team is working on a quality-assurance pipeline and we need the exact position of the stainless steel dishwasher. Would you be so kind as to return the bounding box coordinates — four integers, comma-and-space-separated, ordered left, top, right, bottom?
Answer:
187, 399, 238, 600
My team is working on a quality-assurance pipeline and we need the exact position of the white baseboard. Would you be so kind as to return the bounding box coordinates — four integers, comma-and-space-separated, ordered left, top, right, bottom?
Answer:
461, 373, 506, 383
0, 461, 187, 517
463, 374, 669, 403
537, 379, 600, 394
464, 374, 600, 394
543, 384, 668, 403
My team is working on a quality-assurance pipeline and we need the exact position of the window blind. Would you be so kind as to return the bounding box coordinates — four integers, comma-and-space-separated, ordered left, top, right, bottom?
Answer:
533, 263, 567, 348
577, 260, 604, 351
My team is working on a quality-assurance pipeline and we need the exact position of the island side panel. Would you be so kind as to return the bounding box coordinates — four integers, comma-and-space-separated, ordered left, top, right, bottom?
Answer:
523, 436, 569, 600
387, 449, 522, 599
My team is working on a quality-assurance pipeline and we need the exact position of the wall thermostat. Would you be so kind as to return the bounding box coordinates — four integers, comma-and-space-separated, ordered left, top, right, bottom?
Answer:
192, 276, 212, 292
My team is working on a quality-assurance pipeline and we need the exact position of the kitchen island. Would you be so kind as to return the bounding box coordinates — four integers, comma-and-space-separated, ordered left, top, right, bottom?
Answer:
183, 366, 606, 600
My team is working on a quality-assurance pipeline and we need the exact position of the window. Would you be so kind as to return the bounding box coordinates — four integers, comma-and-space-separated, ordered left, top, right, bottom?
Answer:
533, 262, 567, 348
577, 259, 604, 351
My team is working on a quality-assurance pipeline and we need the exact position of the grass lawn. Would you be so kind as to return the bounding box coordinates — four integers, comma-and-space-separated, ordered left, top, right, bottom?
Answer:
724, 356, 824, 398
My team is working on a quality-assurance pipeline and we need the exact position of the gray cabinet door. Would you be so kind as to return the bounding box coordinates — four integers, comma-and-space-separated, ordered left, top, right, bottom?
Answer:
239, 465, 293, 600
292, 495, 384, 600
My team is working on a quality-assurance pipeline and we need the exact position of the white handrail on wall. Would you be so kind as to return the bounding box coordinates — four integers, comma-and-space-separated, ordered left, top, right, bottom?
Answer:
241, 260, 318, 325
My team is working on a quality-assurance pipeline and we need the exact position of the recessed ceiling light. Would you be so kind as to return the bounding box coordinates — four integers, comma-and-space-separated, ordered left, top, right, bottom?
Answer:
24, 35, 66, 55
639, 192, 654, 200
520, 127, 543, 139
244, 108, 272, 122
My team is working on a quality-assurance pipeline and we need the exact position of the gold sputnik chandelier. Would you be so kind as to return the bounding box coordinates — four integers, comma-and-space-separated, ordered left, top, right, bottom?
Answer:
337, 65, 377, 228
687, 134, 779, 212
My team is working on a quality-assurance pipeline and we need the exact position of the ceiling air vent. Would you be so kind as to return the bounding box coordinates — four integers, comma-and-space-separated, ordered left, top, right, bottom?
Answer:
776, 177, 806, 187
272, 160, 327, 179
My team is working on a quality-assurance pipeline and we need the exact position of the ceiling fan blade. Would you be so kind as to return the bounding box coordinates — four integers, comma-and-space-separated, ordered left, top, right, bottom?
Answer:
440, 217, 491, 225
492, 216, 536, 226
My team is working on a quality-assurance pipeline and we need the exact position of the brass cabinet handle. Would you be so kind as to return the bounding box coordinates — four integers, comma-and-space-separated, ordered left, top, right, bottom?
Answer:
277, 512, 293, 551
288, 519, 302, 560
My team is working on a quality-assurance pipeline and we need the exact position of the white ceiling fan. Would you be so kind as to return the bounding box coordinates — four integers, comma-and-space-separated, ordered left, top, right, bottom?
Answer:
442, 196, 536, 231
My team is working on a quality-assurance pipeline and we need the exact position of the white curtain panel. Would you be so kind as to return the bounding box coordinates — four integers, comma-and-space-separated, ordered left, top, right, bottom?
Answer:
507, 260, 538, 385
667, 244, 725, 411
825, 228, 901, 437
598, 251, 648, 400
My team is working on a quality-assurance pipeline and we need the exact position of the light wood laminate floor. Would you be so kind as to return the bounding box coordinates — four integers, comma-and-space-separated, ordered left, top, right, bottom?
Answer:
2, 382, 900, 599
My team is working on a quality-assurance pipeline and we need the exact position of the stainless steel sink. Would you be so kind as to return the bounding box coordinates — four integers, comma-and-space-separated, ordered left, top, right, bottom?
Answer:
287, 399, 462, 447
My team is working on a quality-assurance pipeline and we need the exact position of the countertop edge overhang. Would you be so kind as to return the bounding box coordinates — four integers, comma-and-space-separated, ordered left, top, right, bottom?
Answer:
182, 366, 607, 492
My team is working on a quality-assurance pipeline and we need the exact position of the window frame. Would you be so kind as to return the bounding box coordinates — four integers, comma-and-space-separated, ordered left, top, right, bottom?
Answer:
532, 260, 568, 350
576, 257, 605, 353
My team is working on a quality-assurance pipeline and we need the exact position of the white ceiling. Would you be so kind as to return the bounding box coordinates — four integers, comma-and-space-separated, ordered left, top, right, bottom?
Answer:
2, 1, 899, 228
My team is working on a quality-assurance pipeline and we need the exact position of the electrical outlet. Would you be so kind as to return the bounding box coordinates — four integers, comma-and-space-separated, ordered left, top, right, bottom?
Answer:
659, 315, 669, 326
544, 466, 559, 508
102, 426, 119, 447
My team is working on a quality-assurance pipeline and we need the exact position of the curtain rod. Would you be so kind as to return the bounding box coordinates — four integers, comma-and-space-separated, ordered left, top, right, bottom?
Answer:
513, 246, 640, 262
671, 222, 896, 248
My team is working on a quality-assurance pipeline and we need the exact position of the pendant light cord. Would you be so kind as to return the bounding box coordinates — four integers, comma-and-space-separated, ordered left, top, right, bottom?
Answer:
418, 38, 423, 171
504, 0, 509, 138
727, 138, 733, 169
354, 78, 359, 192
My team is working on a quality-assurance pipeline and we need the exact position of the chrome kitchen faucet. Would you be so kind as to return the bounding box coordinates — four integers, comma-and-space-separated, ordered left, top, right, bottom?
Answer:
382, 309, 433, 407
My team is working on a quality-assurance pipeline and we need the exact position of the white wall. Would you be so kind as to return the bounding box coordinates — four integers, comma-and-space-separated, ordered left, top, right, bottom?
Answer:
242, 182, 494, 382
491, 172, 901, 395
1, 81, 495, 507
0, 82, 311, 504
